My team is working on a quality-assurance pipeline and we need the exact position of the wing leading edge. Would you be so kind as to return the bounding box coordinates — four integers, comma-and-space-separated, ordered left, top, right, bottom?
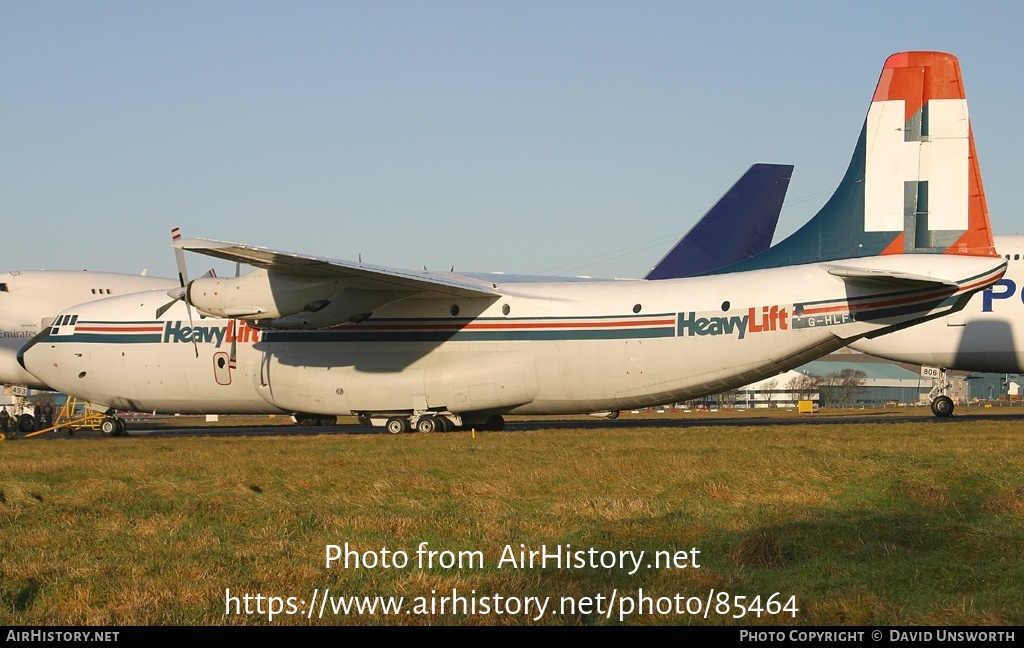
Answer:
171, 238, 499, 299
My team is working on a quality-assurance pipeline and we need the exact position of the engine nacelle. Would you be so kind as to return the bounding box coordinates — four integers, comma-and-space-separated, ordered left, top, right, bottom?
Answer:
265, 288, 411, 328
186, 269, 344, 320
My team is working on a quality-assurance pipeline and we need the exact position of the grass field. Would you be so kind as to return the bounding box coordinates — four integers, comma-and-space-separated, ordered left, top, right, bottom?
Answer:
1, 412, 1022, 625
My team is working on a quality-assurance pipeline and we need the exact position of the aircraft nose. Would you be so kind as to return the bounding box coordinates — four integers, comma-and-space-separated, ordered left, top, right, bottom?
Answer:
17, 327, 50, 373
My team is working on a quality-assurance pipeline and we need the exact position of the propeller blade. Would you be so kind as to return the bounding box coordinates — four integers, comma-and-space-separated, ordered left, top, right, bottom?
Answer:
227, 264, 240, 371
170, 227, 199, 357
155, 299, 177, 319
229, 323, 238, 371
171, 227, 190, 288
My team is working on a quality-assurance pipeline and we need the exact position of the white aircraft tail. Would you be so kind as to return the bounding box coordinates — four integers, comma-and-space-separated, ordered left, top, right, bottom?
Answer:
712, 51, 996, 273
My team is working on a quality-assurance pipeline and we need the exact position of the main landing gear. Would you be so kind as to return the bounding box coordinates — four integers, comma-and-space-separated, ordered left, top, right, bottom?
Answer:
293, 413, 338, 427
368, 412, 505, 434
100, 416, 127, 437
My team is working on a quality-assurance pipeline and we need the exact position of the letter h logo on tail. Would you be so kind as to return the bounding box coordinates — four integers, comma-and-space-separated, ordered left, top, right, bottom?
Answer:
866, 52, 982, 254
706, 51, 997, 275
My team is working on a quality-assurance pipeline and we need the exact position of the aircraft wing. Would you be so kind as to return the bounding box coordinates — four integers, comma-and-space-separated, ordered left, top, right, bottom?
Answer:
172, 238, 500, 299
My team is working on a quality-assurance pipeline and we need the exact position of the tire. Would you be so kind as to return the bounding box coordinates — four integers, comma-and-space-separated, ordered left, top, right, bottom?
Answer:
17, 414, 36, 433
385, 417, 409, 435
100, 417, 119, 436
484, 415, 505, 431
931, 395, 954, 418
116, 418, 127, 436
606, 411, 620, 420
416, 416, 438, 434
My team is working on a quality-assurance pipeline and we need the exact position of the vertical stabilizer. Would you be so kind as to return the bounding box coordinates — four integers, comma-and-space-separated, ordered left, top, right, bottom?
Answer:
645, 163, 792, 279
710, 51, 996, 274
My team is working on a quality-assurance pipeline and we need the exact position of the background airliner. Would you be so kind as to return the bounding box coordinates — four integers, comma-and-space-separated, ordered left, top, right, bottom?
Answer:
850, 234, 1024, 416
0, 271, 176, 431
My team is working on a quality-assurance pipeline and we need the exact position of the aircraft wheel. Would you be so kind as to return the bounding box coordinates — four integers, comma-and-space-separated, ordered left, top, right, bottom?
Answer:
100, 417, 119, 436
357, 413, 372, 426
416, 416, 438, 434
17, 414, 36, 433
385, 417, 409, 435
606, 411, 620, 420
116, 418, 127, 436
931, 395, 955, 418
485, 415, 505, 431
435, 416, 451, 432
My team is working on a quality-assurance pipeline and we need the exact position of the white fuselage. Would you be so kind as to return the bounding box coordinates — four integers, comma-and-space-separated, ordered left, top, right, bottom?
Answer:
0, 270, 177, 389
20, 254, 1004, 416
851, 235, 1024, 372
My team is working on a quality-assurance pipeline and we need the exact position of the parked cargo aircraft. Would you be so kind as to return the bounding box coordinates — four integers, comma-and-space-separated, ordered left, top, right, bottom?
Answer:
9, 165, 790, 433
850, 234, 1024, 416
0, 165, 787, 436
0, 270, 177, 431
20, 52, 1006, 434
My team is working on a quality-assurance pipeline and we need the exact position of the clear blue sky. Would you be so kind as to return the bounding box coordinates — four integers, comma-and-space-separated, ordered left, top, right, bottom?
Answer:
3, 1, 1022, 280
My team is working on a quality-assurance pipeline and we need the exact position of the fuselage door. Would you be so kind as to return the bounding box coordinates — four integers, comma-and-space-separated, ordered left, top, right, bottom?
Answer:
213, 352, 232, 385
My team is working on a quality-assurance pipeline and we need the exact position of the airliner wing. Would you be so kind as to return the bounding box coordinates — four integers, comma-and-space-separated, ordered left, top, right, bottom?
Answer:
172, 238, 499, 299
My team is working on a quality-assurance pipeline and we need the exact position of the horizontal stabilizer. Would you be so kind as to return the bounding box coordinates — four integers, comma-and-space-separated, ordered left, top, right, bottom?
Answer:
825, 264, 957, 288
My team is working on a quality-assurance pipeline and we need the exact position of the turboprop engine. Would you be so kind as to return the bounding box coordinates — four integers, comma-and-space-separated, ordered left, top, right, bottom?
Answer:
173, 269, 413, 327
182, 268, 344, 320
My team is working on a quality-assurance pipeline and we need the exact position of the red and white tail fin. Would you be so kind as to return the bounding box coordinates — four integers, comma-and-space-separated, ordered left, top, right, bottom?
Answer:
869, 51, 994, 256
711, 51, 997, 274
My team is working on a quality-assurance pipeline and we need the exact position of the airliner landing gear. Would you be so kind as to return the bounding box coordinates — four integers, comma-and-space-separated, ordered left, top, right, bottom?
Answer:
293, 413, 337, 426
924, 366, 956, 418
930, 395, 955, 418
483, 415, 505, 431
416, 416, 440, 433
385, 417, 409, 434
100, 416, 127, 436
365, 411, 496, 433
17, 414, 37, 434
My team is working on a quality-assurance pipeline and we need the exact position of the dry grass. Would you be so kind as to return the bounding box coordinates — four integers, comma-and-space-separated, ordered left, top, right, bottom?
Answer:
1, 416, 1022, 625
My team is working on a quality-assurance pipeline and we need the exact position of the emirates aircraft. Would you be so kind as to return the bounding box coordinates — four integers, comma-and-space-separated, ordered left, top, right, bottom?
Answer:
20, 52, 1007, 434
0, 271, 176, 431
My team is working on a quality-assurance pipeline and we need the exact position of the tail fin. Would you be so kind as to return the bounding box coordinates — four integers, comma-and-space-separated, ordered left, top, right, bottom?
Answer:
711, 51, 996, 274
644, 163, 792, 279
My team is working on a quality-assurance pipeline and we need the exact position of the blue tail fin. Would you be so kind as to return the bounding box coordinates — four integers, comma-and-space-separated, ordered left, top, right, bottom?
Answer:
645, 163, 792, 279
